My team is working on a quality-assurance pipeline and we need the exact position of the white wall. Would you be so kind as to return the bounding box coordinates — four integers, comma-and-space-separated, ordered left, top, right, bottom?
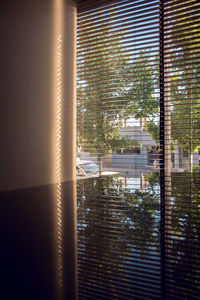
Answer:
0, 0, 76, 191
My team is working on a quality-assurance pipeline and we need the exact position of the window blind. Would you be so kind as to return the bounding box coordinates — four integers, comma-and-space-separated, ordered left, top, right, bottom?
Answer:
77, 0, 200, 299
162, 0, 200, 299
77, 0, 160, 172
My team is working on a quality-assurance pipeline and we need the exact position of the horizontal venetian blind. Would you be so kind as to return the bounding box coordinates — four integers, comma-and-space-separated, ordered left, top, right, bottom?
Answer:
77, 0, 200, 299
163, 0, 200, 299
77, 1, 161, 299
77, 0, 160, 173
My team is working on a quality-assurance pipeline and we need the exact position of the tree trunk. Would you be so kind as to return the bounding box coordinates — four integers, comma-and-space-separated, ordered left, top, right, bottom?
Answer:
189, 152, 193, 173
98, 156, 103, 176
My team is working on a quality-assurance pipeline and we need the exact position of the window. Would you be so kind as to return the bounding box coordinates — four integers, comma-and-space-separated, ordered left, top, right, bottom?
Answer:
76, 1, 200, 299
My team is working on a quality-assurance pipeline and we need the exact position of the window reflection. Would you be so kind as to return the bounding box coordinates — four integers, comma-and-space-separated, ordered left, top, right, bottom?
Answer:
77, 171, 200, 299
77, 174, 161, 299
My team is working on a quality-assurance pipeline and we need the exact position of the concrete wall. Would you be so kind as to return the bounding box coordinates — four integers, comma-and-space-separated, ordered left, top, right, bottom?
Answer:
111, 147, 148, 168
120, 126, 157, 147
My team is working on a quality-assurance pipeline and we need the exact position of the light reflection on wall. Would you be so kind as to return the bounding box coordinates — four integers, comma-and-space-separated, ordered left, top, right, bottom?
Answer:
56, 33, 63, 289
53, 0, 64, 297
52, 1, 77, 298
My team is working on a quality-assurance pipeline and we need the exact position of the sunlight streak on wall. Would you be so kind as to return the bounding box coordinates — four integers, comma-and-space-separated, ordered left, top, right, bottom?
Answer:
56, 33, 63, 289
53, 0, 64, 296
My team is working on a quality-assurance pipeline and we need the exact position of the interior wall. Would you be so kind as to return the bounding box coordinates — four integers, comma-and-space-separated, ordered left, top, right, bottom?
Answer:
0, 0, 76, 191
0, 0, 54, 191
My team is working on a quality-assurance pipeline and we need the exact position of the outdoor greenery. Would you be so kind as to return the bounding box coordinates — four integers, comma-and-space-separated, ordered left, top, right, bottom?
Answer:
77, 15, 157, 172
170, 11, 200, 153
76, 3, 200, 299
77, 175, 160, 297
77, 5, 200, 171
146, 4, 200, 166
77, 172, 200, 299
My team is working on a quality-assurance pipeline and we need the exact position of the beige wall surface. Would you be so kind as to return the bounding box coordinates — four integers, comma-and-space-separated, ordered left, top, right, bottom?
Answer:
0, 0, 76, 191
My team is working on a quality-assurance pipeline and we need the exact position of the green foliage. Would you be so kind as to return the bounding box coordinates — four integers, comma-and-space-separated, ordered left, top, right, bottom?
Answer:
123, 51, 159, 119
77, 176, 131, 293
77, 174, 160, 265
77, 15, 157, 164
169, 5, 200, 153
170, 68, 200, 152
140, 5, 200, 159
170, 172, 200, 296
144, 172, 160, 192
144, 121, 160, 144
77, 18, 136, 159
123, 189, 160, 257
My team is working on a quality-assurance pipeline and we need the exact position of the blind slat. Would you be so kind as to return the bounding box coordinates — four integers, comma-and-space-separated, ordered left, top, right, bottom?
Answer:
77, 1, 200, 300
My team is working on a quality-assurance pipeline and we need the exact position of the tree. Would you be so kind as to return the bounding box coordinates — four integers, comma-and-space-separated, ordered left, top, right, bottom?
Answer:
123, 50, 160, 153
170, 15, 200, 170
145, 3, 200, 171
77, 176, 131, 297
77, 15, 158, 174
77, 174, 160, 297
167, 172, 200, 298
122, 51, 159, 120
123, 189, 160, 257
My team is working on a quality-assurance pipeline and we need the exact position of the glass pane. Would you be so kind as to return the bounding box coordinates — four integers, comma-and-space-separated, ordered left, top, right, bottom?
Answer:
77, 0, 161, 298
